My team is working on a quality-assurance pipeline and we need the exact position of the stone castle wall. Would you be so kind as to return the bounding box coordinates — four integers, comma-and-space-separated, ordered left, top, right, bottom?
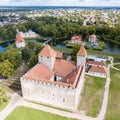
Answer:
20, 65, 85, 111
21, 78, 76, 111
38, 56, 55, 70
77, 56, 86, 66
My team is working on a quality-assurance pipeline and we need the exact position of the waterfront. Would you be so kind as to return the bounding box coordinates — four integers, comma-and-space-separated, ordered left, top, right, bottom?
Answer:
0, 41, 120, 55
103, 42, 120, 54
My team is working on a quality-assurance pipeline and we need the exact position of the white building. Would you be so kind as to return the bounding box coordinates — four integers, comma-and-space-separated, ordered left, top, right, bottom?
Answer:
70, 35, 82, 44
88, 34, 97, 43
15, 33, 25, 48
86, 61, 107, 78
20, 45, 87, 111
86, 61, 106, 68
17, 29, 39, 38
88, 66, 107, 78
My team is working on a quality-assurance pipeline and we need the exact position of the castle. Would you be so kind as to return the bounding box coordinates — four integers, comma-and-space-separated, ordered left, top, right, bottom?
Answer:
20, 45, 87, 111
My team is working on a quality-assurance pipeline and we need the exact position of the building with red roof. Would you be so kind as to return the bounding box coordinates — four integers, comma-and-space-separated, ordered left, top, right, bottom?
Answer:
86, 60, 107, 78
15, 33, 25, 48
88, 34, 97, 43
21, 45, 87, 111
88, 66, 107, 78
70, 35, 82, 44
86, 61, 106, 68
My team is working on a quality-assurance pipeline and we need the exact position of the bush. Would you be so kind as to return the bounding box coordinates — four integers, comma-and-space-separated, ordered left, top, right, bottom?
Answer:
0, 88, 9, 104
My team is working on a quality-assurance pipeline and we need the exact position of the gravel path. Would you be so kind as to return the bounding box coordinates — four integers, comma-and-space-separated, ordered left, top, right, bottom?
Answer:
0, 92, 22, 120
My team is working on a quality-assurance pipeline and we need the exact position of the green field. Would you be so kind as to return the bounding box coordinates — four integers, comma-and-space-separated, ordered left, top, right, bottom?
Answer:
105, 68, 120, 120
52, 46, 72, 53
0, 98, 10, 112
6, 106, 75, 120
0, 87, 10, 112
114, 64, 120, 69
78, 75, 106, 117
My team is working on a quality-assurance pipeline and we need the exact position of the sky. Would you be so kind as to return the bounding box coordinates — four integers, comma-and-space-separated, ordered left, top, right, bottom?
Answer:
0, 0, 120, 6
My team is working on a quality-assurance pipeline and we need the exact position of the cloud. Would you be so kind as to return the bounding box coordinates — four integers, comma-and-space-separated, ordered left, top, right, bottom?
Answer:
0, 0, 120, 6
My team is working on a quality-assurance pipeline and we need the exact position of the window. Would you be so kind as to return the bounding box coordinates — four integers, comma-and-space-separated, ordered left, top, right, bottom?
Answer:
63, 98, 65, 103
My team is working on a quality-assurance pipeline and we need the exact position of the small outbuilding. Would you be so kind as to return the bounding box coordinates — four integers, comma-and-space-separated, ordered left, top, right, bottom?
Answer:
15, 33, 25, 48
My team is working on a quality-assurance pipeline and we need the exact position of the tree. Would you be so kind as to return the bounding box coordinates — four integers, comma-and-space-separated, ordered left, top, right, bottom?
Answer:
0, 60, 14, 78
0, 28, 9, 40
28, 55, 38, 69
6, 25, 16, 39
0, 87, 9, 106
71, 44, 81, 61
35, 43, 43, 55
21, 48, 34, 62
0, 49, 22, 69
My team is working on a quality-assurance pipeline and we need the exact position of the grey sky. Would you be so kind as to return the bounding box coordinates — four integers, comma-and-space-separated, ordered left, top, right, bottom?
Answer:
0, 0, 120, 6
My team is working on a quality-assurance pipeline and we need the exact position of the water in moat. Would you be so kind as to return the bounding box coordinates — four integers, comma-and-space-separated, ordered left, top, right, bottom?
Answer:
0, 42, 13, 52
0, 41, 120, 54
103, 42, 120, 54
56, 42, 120, 54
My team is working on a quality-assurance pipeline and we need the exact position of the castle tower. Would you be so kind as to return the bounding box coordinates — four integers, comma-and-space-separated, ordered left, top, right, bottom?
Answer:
77, 46, 87, 66
38, 45, 56, 70
15, 33, 25, 48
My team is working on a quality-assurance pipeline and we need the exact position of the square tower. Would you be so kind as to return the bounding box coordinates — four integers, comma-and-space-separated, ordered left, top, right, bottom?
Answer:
77, 46, 87, 66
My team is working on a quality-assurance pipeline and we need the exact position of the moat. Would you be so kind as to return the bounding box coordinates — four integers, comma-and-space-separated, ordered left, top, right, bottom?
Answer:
0, 41, 120, 54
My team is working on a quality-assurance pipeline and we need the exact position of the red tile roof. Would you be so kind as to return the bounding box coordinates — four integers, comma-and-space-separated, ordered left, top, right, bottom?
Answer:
24, 64, 82, 89
89, 66, 107, 74
39, 45, 56, 57
72, 35, 82, 41
77, 46, 87, 56
16, 33, 25, 43
87, 61, 106, 66
56, 51, 63, 59
89, 34, 97, 39
53, 59, 76, 77
61, 66, 82, 88
24, 63, 54, 81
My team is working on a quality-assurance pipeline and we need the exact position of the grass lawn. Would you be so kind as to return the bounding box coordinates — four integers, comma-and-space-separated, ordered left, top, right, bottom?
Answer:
114, 64, 120, 69
52, 46, 72, 53
78, 75, 106, 117
6, 106, 75, 120
105, 68, 120, 120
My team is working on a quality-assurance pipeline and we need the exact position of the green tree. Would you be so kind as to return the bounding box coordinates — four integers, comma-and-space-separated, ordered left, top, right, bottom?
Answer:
35, 43, 43, 55
0, 87, 9, 106
0, 49, 22, 69
21, 48, 34, 62
28, 55, 38, 69
0, 60, 14, 78
6, 25, 16, 39
71, 44, 81, 61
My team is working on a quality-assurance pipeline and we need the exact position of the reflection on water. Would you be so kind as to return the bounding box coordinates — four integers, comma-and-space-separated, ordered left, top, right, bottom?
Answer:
55, 44, 67, 48
0, 42, 12, 52
0, 41, 120, 55
0, 46, 4, 52
103, 42, 120, 54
